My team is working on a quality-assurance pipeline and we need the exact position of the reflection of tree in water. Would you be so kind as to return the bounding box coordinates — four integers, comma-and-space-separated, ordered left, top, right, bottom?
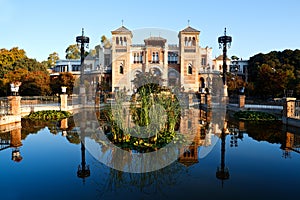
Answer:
94, 161, 187, 198
244, 121, 284, 144
20, 117, 76, 140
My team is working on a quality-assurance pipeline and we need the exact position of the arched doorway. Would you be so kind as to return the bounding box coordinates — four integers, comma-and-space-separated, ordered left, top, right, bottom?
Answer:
200, 77, 205, 93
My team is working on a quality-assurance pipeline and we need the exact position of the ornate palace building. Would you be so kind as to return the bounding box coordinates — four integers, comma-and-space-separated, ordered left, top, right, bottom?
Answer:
109, 25, 213, 93
52, 25, 250, 94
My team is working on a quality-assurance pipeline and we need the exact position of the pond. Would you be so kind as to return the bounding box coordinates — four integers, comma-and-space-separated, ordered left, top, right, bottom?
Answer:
1, 110, 300, 200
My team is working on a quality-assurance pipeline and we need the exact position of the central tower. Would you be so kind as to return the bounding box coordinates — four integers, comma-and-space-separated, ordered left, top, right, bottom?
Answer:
179, 26, 200, 92
111, 25, 133, 92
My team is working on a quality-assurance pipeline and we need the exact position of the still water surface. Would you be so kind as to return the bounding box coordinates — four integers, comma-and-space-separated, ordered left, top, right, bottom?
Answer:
0, 119, 299, 200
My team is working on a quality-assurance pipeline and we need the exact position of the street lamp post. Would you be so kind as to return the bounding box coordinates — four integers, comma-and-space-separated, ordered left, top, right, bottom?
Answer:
76, 29, 89, 103
218, 28, 232, 97
76, 28, 89, 85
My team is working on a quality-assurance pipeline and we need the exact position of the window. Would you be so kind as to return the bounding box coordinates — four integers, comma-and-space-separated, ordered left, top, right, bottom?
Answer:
152, 52, 159, 63
116, 37, 119, 45
133, 52, 143, 64
133, 53, 137, 63
119, 64, 124, 74
123, 37, 127, 46
120, 37, 123, 46
192, 37, 196, 46
201, 56, 206, 66
168, 52, 178, 64
188, 63, 193, 75
139, 53, 143, 63
72, 65, 80, 71
185, 37, 188, 46
104, 54, 110, 66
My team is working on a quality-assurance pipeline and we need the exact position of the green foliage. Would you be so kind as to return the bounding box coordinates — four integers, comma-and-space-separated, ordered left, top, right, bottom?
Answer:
50, 72, 75, 95
234, 111, 278, 121
248, 49, 300, 98
0, 47, 50, 96
25, 110, 71, 121
101, 35, 112, 48
132, 70, 165, 91
0, 47, 26, 78
65, 44, 80, 59
47, 52, 59, 68
103, 84, 183, 153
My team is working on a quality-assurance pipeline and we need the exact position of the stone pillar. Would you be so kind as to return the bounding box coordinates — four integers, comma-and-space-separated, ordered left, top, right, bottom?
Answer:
60, 118, 68, 137
10, 127, 22, 148
7, 96, 21, 115
283, 97, 296, 119
60, 118, 68, 130
238, 95, 246, 108
60, 94, 68, 111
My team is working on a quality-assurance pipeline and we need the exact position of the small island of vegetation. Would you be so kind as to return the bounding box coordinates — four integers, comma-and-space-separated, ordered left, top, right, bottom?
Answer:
234, 111, 278, 121
25, 110, 71, 121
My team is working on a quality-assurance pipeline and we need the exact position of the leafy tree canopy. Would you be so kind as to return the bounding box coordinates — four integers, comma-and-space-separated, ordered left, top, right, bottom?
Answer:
247, 49, 300, 98
65, 44, 80, 59
47, 52, 59, 68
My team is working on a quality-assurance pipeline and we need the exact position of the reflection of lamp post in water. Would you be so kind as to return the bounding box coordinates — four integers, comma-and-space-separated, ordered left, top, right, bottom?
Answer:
76, 28, 89, 104
216, 129, 230, 187
218, 28, 232, 97
77, 141, 90, 183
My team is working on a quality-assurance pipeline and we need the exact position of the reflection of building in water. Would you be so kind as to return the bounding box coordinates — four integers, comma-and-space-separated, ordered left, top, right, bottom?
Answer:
0, 122, 23, 162
178, 108, 212, 167
281, 132, 300, 158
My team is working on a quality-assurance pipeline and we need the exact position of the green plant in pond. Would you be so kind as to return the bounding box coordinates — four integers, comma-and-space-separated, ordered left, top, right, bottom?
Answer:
234, 111, 278, 121
104, 83, 184, 152
25, 110, 71, 121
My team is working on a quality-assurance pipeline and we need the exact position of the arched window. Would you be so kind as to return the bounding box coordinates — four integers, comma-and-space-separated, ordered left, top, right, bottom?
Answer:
200, 77, 205, 88
133, 53, 136, 63
139, 52, 143, 63
192, 37, 196, 46
188, 37, 192, 46
188, 63, 193, 75
185, 37, 188, 46
120, 37, 123, 46
123, 37, 127, 46
152, 52, 159, 63
116, 37, 119, 45
119, 64, 124, 74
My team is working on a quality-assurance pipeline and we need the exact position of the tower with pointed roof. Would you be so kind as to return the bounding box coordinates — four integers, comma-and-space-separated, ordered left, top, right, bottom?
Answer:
111, 25, 133, 91
178, 26, 201, 91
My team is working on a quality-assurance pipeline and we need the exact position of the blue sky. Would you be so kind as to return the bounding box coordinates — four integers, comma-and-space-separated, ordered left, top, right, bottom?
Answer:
1, 0, 300, 61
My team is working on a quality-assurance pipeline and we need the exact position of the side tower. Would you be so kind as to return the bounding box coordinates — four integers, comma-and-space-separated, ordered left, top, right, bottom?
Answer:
178, 26, 201, 92
111, 26, 133, 92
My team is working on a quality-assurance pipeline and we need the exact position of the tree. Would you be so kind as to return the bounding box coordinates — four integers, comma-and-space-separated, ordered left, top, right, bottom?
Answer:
20, 71, 51, 96
47, 52, 59, 68
0, 47, 26, 78
132, 70, 164, 93
3, 68, 51, 96
248, 49, 300, 98
0, 47, 50, 96
231, 55, 239, 61
50, 72, 75, 95
65, 44, 80, 59
101, 35, 112, 48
